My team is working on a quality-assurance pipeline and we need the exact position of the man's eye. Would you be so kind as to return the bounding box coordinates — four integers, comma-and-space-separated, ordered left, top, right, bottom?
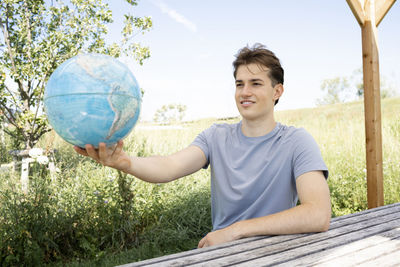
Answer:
236, 84, 243, 87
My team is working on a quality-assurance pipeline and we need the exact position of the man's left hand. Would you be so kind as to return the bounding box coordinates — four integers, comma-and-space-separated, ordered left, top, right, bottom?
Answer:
197, 224, 240, 248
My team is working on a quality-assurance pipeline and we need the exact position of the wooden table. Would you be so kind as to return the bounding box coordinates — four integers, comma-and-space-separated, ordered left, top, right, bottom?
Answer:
121, 202, 400, 266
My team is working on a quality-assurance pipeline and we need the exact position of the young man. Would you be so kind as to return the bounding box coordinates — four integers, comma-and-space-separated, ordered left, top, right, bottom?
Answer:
74, 43, 331, 249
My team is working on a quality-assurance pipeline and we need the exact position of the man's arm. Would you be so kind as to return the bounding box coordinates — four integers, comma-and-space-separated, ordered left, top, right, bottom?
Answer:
198, 171, 331, 248
74, 141, 207, 183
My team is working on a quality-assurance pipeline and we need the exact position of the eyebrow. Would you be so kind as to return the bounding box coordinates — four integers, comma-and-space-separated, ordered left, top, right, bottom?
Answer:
235, 78, 264, 83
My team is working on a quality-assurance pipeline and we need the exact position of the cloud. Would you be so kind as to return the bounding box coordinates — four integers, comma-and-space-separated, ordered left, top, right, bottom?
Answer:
152, 0, 197, 32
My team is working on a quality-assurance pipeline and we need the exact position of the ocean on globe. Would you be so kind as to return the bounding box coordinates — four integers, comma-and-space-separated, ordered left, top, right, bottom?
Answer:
44, 53, 141, 148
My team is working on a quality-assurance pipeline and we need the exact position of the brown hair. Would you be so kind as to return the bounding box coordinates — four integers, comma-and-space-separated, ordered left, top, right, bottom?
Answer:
233, 43, 284, 105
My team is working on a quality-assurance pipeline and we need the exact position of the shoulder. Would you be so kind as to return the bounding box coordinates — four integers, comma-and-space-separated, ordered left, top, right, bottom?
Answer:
192, 122, 239, 159
277, 124, 322, 157
212, 122, 239, 130
278, 124, 314, 143
202, 122, 239, 137
193, 122, 239, 146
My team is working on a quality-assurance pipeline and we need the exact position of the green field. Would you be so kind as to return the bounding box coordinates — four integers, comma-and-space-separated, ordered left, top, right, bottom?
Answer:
1, 98, 399, 266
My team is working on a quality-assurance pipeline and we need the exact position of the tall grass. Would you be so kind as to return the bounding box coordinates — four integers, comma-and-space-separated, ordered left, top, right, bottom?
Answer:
277, 98, 400, 215
0, 98, 399, 266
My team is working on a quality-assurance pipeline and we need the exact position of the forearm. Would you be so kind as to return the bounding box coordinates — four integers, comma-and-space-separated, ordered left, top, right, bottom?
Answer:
231, 203, 331, 240
198, 172, 331, 248
198, 202, 331, 248
122, 146, 207, 184
76, 143, 206, 184
230, 171, 332, 239
124, 155, 182, 183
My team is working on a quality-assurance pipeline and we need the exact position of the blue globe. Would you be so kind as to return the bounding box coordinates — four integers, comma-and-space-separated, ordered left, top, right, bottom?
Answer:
44, 53, 141, 148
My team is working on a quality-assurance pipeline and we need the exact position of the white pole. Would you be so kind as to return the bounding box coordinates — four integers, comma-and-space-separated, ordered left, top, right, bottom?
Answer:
21, 156, 30, 193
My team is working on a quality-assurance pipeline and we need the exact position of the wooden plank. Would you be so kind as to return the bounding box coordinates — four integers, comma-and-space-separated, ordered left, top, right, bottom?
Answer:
275, 228, 400, 266
375, 0, 396, 26
130, 209, 400, 266
314, 236, 400, 266
231, 217, 400, 266
361, 0, 384, 209
346, 0, 366, 26
122, 204, 400, 266
330, 202, 400, 225
361, 246, 400, 266
117, 236, 270, 267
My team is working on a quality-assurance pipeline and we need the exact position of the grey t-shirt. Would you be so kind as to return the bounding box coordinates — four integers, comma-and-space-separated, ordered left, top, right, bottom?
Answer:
191, 121, 328, 231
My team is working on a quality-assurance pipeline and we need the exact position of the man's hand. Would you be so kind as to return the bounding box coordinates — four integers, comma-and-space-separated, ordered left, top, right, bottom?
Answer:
74, 140, 132, 173
198, 224, 240, 248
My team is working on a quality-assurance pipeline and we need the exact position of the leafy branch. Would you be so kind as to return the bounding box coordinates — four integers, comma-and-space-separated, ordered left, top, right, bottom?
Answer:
0, 0, 152, 149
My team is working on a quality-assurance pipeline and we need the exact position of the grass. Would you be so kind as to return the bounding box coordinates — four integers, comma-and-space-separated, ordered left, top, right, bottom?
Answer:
0, 97, 399, 266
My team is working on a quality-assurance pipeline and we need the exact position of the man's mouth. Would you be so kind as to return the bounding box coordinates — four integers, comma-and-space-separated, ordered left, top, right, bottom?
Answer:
240, 100, 255, 105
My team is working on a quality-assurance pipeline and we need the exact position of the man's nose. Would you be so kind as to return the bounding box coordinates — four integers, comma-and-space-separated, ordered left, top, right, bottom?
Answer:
241, 84, 252, 96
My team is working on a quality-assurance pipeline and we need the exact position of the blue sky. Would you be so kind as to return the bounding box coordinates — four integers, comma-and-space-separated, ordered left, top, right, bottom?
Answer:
108, 0, 400, 121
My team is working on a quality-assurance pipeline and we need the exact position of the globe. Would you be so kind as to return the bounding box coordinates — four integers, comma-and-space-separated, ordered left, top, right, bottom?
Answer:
44, 53, 141, 148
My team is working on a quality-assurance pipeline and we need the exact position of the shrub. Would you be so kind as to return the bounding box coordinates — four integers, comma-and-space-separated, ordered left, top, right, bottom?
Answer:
0, 134, 152, 266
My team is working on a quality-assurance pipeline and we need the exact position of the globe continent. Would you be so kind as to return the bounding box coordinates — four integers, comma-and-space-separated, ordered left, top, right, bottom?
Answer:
44, 53, 141, 148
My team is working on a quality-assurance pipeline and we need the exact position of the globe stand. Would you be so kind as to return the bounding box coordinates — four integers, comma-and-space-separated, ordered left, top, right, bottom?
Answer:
8, 149, 57, 193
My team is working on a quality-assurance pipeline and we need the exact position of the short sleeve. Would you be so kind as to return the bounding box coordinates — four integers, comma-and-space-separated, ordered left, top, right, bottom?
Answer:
190, 124, 216, 169
292, 129, 329, 179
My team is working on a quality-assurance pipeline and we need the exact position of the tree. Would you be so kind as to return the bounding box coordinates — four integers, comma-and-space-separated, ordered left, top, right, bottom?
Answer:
317, 69, 399, 106
316, 77, 350, 106
153, 103, 187, 124
0, 0, 152, 149
351, 68, 398, 99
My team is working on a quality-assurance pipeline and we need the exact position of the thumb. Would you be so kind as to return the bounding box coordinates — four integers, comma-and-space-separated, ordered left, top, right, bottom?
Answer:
198, 236, 207, 248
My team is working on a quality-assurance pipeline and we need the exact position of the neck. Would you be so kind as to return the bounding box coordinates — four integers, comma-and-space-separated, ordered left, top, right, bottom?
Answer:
241, 116, 277, 137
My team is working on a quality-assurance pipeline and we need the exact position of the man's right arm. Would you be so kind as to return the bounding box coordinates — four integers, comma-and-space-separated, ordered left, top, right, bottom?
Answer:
74, 141, 207, 184
126, 145, 207, 183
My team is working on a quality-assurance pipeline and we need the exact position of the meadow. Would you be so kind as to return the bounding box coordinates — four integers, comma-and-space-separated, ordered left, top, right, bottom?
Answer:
0, 98, 399, 266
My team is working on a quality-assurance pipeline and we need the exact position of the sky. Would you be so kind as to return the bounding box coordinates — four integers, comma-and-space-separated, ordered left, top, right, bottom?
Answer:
107, 0, 400, 121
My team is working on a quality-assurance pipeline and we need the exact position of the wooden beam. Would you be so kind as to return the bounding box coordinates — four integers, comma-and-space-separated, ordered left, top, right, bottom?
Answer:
361, 0, 384, 208
375, 0, 396, 26
347, 0, 397, 208
346, 0, 366, 26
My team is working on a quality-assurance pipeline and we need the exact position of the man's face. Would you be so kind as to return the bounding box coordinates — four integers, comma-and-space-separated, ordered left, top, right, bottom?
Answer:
234, 63, 281, 121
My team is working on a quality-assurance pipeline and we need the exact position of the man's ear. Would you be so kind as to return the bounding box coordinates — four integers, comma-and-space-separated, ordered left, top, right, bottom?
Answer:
273, 84, 284, 102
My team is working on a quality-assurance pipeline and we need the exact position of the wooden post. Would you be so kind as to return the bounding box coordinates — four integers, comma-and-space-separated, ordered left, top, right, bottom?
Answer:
362, 1, 384, 208
346, 0, 396, 208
